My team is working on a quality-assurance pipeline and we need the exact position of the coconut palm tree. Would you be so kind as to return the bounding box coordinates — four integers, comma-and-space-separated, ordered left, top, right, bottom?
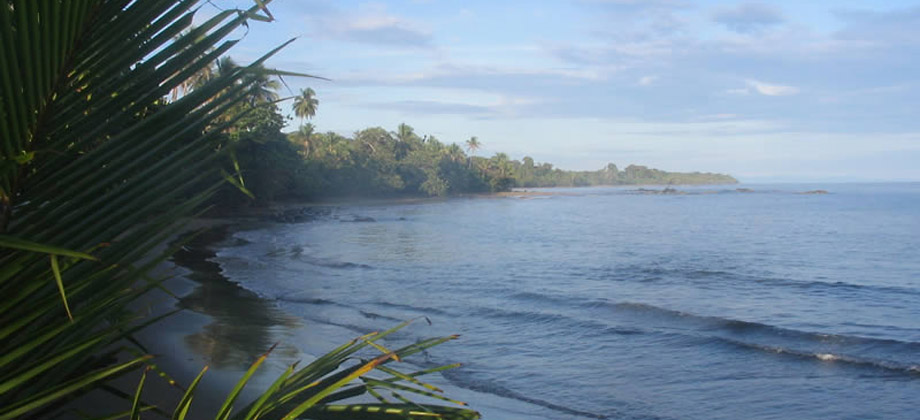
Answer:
217, 56, 278, 104
396, 123, 416, 142
296, 122, 315, 157
246, 64, 281, 105
491, 152, 512, 177
169, 27, 218, 101
465, 136, 481, 155
293, 87, 319, 125
464, 137, 481, 169
170, 59, 218, 102
446, 143, 466, 163
217, 55, 241, 76
188, 60, 216, 90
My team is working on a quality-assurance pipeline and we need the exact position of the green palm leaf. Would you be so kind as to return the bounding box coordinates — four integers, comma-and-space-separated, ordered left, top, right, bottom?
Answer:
0, 1, 284, 418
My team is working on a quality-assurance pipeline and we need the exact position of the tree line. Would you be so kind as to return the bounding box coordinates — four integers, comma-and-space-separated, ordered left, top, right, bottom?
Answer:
278, 126, 737, 199
161, 53, 735, 205
210, 74, 736, 204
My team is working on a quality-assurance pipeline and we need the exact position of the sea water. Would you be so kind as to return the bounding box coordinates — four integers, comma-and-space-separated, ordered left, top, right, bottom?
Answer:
213, 183, 920, 420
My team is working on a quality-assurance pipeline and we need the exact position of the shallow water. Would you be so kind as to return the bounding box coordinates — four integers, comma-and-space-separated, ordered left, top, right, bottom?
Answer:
214, 183, 920, 420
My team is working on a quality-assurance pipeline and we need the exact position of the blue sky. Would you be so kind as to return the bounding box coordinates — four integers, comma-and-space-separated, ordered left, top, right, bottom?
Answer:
204, 0, 920, 182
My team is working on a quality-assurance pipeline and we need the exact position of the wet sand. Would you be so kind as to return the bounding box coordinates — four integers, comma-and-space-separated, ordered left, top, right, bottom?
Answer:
124, 221, 306, 417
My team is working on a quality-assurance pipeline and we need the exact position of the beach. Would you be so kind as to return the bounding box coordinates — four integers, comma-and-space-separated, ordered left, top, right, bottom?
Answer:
123, 220, 303, 417
127, 215, 552, 419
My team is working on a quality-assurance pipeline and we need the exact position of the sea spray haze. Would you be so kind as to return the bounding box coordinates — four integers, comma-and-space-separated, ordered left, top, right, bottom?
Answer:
212, 183, 920, 420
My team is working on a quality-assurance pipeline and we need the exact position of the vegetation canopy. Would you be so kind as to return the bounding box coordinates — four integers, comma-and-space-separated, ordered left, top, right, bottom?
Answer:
268, 123, 738, 202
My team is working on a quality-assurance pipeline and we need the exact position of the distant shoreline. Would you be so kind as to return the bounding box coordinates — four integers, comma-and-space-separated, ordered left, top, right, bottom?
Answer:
237, 183, 828, 222
256, 181, 743, 208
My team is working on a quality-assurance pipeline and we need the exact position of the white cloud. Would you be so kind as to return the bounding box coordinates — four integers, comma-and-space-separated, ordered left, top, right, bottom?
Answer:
305, 3, 432, 47
338, 62, 610, 87
745, 79, 799, 96
638, 75, 658, 86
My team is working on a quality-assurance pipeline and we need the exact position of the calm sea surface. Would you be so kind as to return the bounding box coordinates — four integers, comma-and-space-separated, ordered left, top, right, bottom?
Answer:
214, 183, 920, 420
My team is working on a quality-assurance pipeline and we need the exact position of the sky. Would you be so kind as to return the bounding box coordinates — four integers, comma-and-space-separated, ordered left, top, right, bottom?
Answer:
200, 0, 920, 182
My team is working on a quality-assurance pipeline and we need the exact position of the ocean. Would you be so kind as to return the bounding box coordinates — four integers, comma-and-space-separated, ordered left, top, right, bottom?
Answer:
212, 183, 920, 420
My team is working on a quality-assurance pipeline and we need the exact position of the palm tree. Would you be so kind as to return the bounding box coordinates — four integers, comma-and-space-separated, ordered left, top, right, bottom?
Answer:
465, 137, 481, 169
215, 57, 279, 105
217, 55, 240, 76
465, 136, 481, 155
169, 27, 218, 101
170, 59, 218, 102
296, 122, 315, 157
293, 87, 319, 125
396, 123, 415, 142
187, 60, 216, 90
446, 143, 466, 163
491, 152, 511, 177
246, 64, 281, 105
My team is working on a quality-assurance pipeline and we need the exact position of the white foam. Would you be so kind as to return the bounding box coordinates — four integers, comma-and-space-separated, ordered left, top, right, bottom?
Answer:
815, 353, 838, 361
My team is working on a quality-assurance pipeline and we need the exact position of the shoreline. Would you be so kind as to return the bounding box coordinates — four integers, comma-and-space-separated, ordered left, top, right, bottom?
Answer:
135, 215, 568, 420
260, 183, 800, 217
262, 181, 743, 208
260, 182, 748, 214
118, 219, 307, 417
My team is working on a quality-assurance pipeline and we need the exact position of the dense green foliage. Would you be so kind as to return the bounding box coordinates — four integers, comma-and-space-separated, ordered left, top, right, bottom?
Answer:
235, 119, 737, 203
508, 161, 739, 188
209, 82, 735, 204
0, 1, 477, 419
287, 126, 490, 199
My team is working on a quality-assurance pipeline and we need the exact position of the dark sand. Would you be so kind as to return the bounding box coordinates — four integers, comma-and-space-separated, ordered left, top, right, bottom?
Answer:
132, 221, 306, 417
68, 220, 306, 419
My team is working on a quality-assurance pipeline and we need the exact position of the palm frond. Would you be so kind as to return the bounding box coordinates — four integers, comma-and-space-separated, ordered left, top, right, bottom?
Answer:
0, 1, 281, 418
0, 2, 479, 420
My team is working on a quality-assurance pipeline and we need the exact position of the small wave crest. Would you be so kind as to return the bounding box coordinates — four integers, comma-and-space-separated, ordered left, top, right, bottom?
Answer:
294, 254, 373, 270
275, 297, 405, 322
476, 306, 614, 333
262, 246, 373, 270
599, 265, 920, 297
612, 302, 920, 375
715, 337, 920, 375
612, 301, 916, 344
